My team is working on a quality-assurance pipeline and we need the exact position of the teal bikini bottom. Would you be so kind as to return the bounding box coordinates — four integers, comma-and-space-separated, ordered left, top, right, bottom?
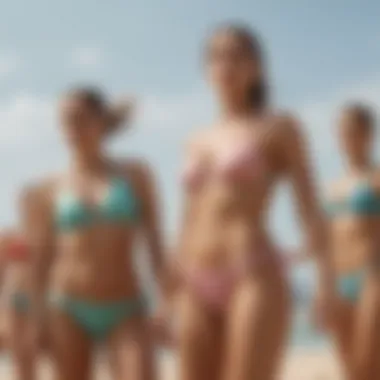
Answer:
10, 292, 30, 314
49, 293, 146, 341
336, 270, 366, 302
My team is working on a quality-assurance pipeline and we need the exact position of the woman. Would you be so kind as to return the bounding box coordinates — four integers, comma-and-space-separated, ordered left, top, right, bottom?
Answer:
0, 228, 36, 380
172, 23, 333, 380
22, 87, 165, 380
326, 103, 380, 379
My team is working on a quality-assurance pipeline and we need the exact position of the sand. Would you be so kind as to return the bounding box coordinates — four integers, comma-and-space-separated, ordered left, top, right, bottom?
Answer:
282, 348, 343, 380
0, 347, 343, 380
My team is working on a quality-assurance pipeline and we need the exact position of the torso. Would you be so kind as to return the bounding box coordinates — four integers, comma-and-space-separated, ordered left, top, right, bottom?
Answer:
327, 174, 380, 275
43, 161, 145, 300
182, 115, 288, 273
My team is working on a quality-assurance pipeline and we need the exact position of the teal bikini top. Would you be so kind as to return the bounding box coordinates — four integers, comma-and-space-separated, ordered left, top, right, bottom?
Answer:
325, 181, 380, 217
55, 177, 140, 231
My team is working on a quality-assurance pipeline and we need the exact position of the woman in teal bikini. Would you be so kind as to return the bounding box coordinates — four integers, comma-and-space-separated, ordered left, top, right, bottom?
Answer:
22, 87, 166, 380
326, 103, 380, 379
0, 228, 37, 380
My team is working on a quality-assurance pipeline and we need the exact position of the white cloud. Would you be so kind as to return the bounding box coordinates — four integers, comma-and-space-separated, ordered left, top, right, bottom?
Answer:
138, 88, 213, 129
70, 46, 104, 69
0, 53, 21, 78
0, 93, 56, 148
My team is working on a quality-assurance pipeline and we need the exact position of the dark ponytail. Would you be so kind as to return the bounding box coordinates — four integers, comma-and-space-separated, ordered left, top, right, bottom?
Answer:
65, 86, 133, 135
247, 79, 268, 110
344, 101, 376, 133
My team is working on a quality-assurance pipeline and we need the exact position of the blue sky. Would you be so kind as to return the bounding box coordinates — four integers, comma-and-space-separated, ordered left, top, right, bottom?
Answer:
0, 0, 379, 251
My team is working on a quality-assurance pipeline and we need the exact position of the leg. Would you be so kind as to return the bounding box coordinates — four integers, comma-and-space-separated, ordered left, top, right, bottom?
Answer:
107, 315, 157, 380
177, 290, 224, 380
331, 297, 355, 378
49, 308, 93, 380
223, 272, 291, 380
351, 276, 380, 380
0, 308, 7, 352
7, 309, 36, 380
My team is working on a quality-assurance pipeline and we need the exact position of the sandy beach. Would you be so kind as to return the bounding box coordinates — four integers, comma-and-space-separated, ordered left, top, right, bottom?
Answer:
0, 347, 343, 380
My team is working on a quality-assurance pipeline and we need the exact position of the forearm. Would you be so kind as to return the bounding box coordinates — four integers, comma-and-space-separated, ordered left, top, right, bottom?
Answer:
30, 252, 51, 325
305, 218, 335, 291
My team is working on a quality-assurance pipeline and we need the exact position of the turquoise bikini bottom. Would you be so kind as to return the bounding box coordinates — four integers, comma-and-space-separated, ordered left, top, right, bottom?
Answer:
336, 270, 366, 302
10, 292, 30, 314
49, 293, 146, 341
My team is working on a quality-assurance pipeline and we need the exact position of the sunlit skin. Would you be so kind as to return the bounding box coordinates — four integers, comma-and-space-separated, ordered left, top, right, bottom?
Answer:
173, 26, 333, 380
22, 90, 165, 380
0, 229, 36, 380
327, 107, 380, 380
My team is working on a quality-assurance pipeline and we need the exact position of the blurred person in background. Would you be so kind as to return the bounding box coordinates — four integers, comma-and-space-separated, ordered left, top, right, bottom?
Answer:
325, 103, 380, 380
0, 227, 37, 380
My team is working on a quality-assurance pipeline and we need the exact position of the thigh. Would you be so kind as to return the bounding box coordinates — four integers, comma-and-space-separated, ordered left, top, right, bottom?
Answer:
331, 297, 356, 375
49, 308, 93, 380
352, 278, 380, 380
7, 308, 33, 357
0, 311, 5, 351
223, 274, 291, 380
177, 290, 224, 380
7, 309, 37, 380
107, 315, 157, 380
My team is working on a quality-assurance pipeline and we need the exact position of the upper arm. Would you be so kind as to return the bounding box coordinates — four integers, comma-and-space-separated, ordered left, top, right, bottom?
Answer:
0, 231, 8, 267
180, 133, 206, 210
18, 185, 39, 234
130, 160, 161, 230
370, 170, 380, 195
184, 131, 207, 163
279, 115, 322, 222
18, 181, 55, 256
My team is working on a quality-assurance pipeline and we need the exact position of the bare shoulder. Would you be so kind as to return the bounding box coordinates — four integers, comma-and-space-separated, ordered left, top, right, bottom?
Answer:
271, 111, 304, 144
19, 175, 60, 207
117, 157, 156, 187
185, 127, 214, 152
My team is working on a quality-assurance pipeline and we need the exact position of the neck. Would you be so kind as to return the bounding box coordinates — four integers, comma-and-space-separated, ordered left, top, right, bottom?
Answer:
347, 158, 372, 175
71, 151, 108, 176
219, 95, 261, 121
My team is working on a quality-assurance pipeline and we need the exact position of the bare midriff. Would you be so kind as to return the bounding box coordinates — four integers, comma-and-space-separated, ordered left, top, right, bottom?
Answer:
51, 224, 141, 301
182, 175, 281, 277
331, 216, 380, 275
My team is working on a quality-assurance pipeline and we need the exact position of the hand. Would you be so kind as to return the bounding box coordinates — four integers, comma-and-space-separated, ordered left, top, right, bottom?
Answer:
28, 322, 50, 353
25, 324, 40, 353
311, 288, 336, 332
150, 301, 176, 348
0, 316, 7, 352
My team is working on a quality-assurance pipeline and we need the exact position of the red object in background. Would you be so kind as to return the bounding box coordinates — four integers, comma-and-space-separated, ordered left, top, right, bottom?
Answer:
6, 238, 30, 262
